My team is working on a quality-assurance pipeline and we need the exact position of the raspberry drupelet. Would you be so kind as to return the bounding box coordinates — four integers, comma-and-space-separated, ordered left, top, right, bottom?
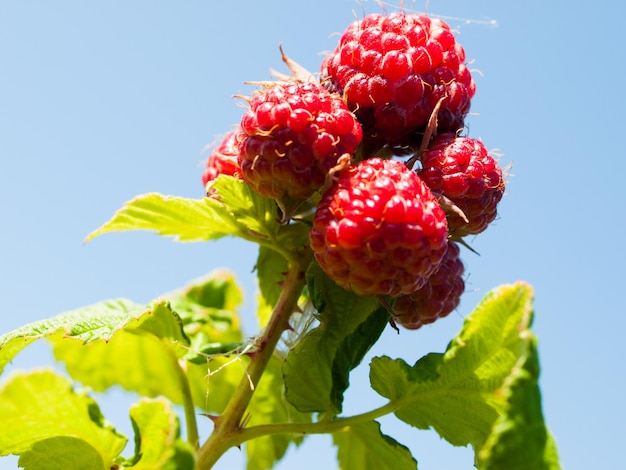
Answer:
238, 81, 362, 201
419, 133, 505, 236
392, 240, 465, 330
321, 12, 475, 152
202, 127, 242, 190
310, 157, 449, 297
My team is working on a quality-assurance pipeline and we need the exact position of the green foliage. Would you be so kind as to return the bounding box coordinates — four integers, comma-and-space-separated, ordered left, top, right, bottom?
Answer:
333, 421, 417, 470
245, 355, 312, 470
85, 177, 280, 246
0, 370, 126, 469
255, 245, 289, 328
124, 398, 195, 469
478, 340, 561, 470
370, 283, 534, 451
0, 299, 184, 376
283, 262, 388, 414
0, 183, 560, 469
0, 370, 194, 470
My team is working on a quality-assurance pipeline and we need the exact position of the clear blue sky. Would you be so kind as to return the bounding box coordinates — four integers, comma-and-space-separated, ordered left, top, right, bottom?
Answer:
1, 1, 624, 469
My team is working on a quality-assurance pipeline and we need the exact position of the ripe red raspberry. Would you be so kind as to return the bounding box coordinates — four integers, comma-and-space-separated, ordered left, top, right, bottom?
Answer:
418, 133, 505, 236
238, 81, 362, 200
392, 241, 465, 330
202, 127, 242, 189
309, 157, 449, 297
321, 12, 475, 150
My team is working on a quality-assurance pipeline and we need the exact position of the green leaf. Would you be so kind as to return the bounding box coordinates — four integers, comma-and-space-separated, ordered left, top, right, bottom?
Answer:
0, 369, 127, 469
47, 300, 191, 403
85, 193, 236, 242
209, 175, 280, 240
85, 177, 279, 244
167, 269, 243, 314
0, 272, 247, 415
478, 339, 561, 470
164, 270, 244, 349
16, 438, 113, 470
125, 398, 195, 470
330, 307, 389, 410
333, 421, 417, 470
156, 271, 251, 412
255, 245, 289, 329
369, 282, 535, 453
283, 262, 388, 414
245, 354, 312, 470
0, 299, 147, 375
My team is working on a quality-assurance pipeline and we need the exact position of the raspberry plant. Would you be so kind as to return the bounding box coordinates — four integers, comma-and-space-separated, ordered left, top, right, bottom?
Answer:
0, 10, 560, 470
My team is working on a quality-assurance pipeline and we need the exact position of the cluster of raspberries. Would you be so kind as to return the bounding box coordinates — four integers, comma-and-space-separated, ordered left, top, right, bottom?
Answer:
202, 12, 505, 330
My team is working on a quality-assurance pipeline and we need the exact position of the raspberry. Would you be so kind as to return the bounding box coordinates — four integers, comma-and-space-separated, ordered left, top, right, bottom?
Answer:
238, 81, 362, 200
419, 133, 505, 236
202, 127, 242, 189
392, 241, 465, 330
309, 157, 449, 297
321, 12, 475, 150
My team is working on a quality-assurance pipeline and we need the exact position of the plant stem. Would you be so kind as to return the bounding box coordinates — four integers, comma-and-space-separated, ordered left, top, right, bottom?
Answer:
236, 401, 398, 443
195, 254, 309, 469
174, 357, 200, 449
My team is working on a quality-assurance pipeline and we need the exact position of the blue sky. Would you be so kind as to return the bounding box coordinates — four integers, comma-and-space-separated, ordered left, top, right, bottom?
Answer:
1, 1, 624, 469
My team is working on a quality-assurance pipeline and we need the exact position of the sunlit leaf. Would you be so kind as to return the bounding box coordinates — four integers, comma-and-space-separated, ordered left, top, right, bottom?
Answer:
48, 300, 190, 402
158, 272, 248, 412
166, 269, 244, 314
163, 270, 244, 354
85, 177, 279, 245
85, 193, 237, 242
209, 175, 280, 241
478, 339, 561, 470
333, 421, 416, 470
370, 282, 535, 453
124, 398, 195, 470
0, 370, 127, 469
0, 299, 145, 375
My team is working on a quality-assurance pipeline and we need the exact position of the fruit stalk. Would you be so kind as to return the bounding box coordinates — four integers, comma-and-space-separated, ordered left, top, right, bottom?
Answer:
195, 251, 309, 469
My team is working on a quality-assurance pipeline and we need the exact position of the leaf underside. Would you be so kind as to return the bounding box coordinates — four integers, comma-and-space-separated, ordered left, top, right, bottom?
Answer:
283, 261, 388, 414
369, 282, 560, 468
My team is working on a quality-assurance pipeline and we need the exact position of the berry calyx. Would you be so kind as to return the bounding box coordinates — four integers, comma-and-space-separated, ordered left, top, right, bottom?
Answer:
202, 127, 242, 190
237, 81, 362, 200
392, 240, 465, 330
321, 12, 475, 151
309, 157, 449, 297
419, 133, 505, 236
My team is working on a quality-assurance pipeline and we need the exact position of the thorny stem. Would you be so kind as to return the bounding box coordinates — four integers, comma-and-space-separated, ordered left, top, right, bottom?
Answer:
195, 250, 310, 469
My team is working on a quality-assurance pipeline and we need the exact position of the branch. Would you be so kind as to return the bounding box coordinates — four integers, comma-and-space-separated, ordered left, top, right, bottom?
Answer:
235, 401, 399, 443
195, 251, 310, 468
